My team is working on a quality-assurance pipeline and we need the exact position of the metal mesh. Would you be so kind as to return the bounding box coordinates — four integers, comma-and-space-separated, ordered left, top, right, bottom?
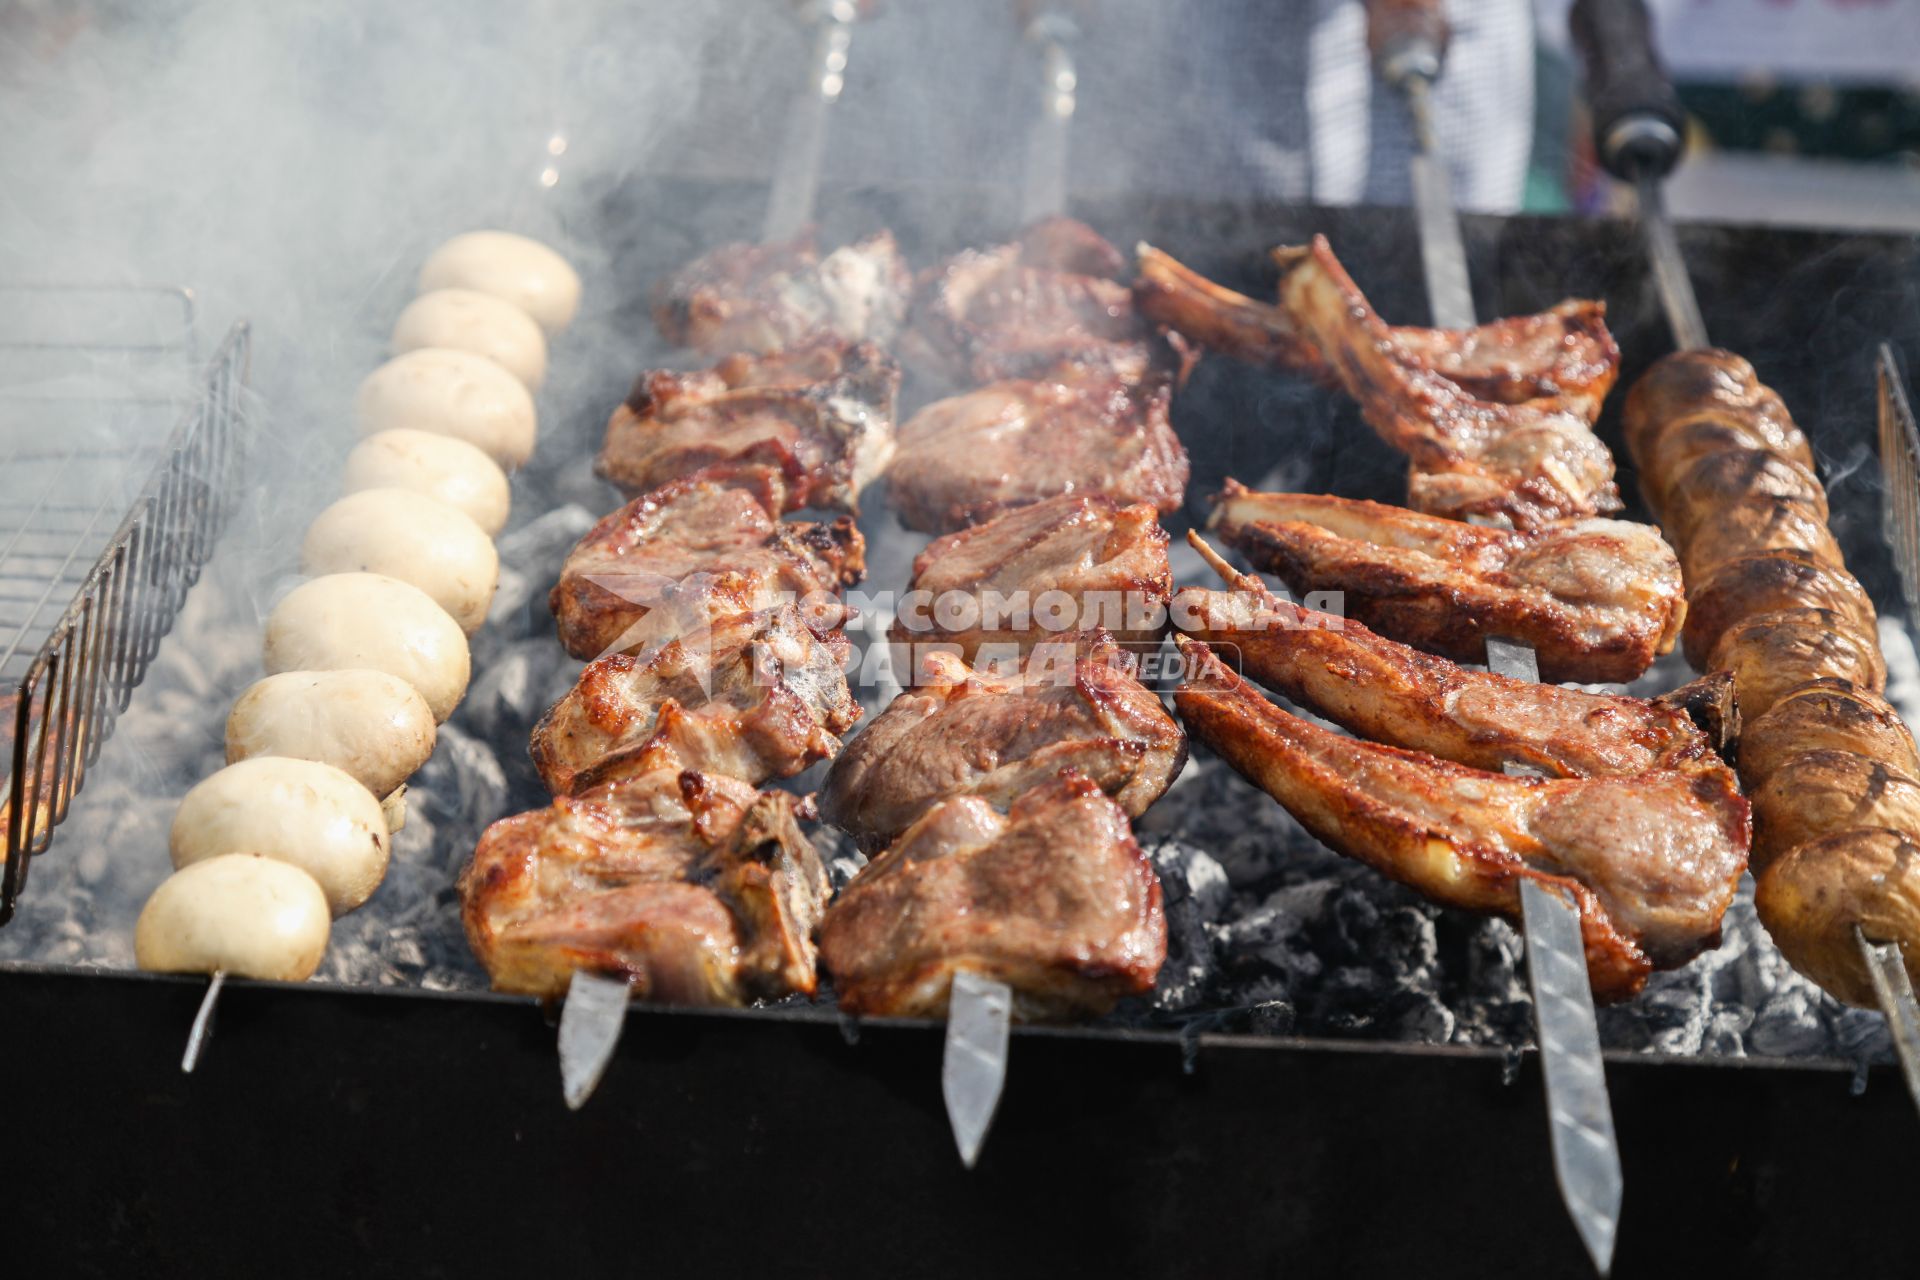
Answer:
1, 286, 249, 922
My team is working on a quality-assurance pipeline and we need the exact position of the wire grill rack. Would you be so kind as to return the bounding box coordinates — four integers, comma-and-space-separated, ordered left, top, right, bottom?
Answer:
1, 286, 250, 923
1879, 344, 1920, 631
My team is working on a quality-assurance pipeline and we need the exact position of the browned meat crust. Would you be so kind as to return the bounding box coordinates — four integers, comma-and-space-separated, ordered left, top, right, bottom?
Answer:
597, 339, 899, 513
902, 217, 1142, 392
819, 771, 1166, 1019
817, 631, 1186, 854
1175, 534, 1716, 778
887, 345, 1190, 534
1737, 679, 1920, 790
459, 766, 829, 1003
1210, 483, 1685, 684
1272, 237, 1620, 528
550, 464, 864, 662
531, 606, 859, 796
1680, 549, 1878, 670
652, 229, 911, 357
1133, 242, 1617, 413
1173, 638, 1750, 1001
1704, 608, 1887, 722
889, 494, 1171, 663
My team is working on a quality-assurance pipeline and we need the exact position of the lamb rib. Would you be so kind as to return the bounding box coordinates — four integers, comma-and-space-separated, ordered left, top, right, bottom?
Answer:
1177, 531, 1722, 778
1173, 637, 1750, 1001
1210, 483, 1684, 684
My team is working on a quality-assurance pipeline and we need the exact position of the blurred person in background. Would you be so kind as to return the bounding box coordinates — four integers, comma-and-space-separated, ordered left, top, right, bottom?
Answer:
669, 0, 1538, 212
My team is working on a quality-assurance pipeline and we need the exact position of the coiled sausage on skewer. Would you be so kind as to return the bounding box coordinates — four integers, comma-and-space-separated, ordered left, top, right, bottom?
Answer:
1626, 347, 1920, 1005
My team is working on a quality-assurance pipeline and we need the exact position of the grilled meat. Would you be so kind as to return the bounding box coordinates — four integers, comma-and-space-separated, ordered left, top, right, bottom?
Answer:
902, 217, 1140, 391
1680, 548, 1878, 670
459, 765, 830, 1003
1737, 679, 1920, 791
597, 339, 899, 512
653, 229, 910, 357
817, 630, 1186, 853
1273, 237, 1621, 528
819, 771, 1166, 1018
1174, 637, 1750, 1001
1134, 243, 1617, 414
531, 606, 859, 796
1176, 533, 1718, 778
888, 344, 1190, 534
1704, 608, 1887, 722
1756, 828, 1920, 1007
889, 494, 1171, 664
550, 465, 864, 661
1210, 483, 1685, 684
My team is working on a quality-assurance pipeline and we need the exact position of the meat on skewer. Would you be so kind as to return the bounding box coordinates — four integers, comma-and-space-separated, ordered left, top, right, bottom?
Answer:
902, 215, 1141, 392
1173, 637, 1750, 1001
1134, 243, 1619, 415
654, 229, 911, 357
1271, 237, 1621, 528
531, 605, 860, 796
461, 764, 830, 1003
1209, 483, 1685, 684
819, 771, 1166, 1018
598, 338, 900, 513
1177, 532, 1725, 777
888, 342, 1190, 533
1626, 346, 1920, 1003
817, 630, 1185, 854
890, 493, 1171, 664
550, 464, 864, 662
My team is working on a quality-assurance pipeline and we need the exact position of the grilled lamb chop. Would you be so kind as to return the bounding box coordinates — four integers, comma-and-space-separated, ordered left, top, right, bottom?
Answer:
902, 217, 1140, 391
597, 339, 899, 513
889, 493, 1171, 664
1174, 638, 1750, 1001
887, 344, 1191, 534
1274, 237, 1621, 528
531, 605, 860, 795
819, 771, 1167, 1018
1177, 533, 1720, 778
1210, 483, 1684, 684
460, 765, 830, 1003
1133, 243, 1619, 415
653, 229, 911, 357
551, 465, 864, 661
817, 630, 1186, 853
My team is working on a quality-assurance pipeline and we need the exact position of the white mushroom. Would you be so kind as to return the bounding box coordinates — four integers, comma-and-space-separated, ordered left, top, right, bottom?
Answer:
170, 757, 390, 917
263, 572, 470, 722
392, 288, 547, 390
301, 488, 498, 635
355, 348, 537, 469
418, 230, 581, 335
225, 669, 436, 799
135, 854, 332, 981
343, 428, 511, 536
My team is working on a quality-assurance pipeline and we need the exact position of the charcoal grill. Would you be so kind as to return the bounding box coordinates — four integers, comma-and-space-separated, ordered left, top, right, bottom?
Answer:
3, 187, 1919, 1278
1, 289, 250, 921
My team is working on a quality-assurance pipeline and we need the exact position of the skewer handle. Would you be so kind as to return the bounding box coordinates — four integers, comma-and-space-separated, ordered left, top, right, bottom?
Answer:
1569, 0, 1685, 182
1366, 0, 1450, 88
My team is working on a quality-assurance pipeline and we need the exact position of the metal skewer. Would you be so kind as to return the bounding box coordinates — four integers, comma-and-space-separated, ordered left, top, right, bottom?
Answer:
935, 1, 1086, 1167
1019, 7, 1078, 227
558, 969, 633, 1110
1370, 4, 1622, 1268
1572, 0, 1920, 1118
1871, 344, 1920, 1111
180, 969, 226, 1073
763, 0, 864, 242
